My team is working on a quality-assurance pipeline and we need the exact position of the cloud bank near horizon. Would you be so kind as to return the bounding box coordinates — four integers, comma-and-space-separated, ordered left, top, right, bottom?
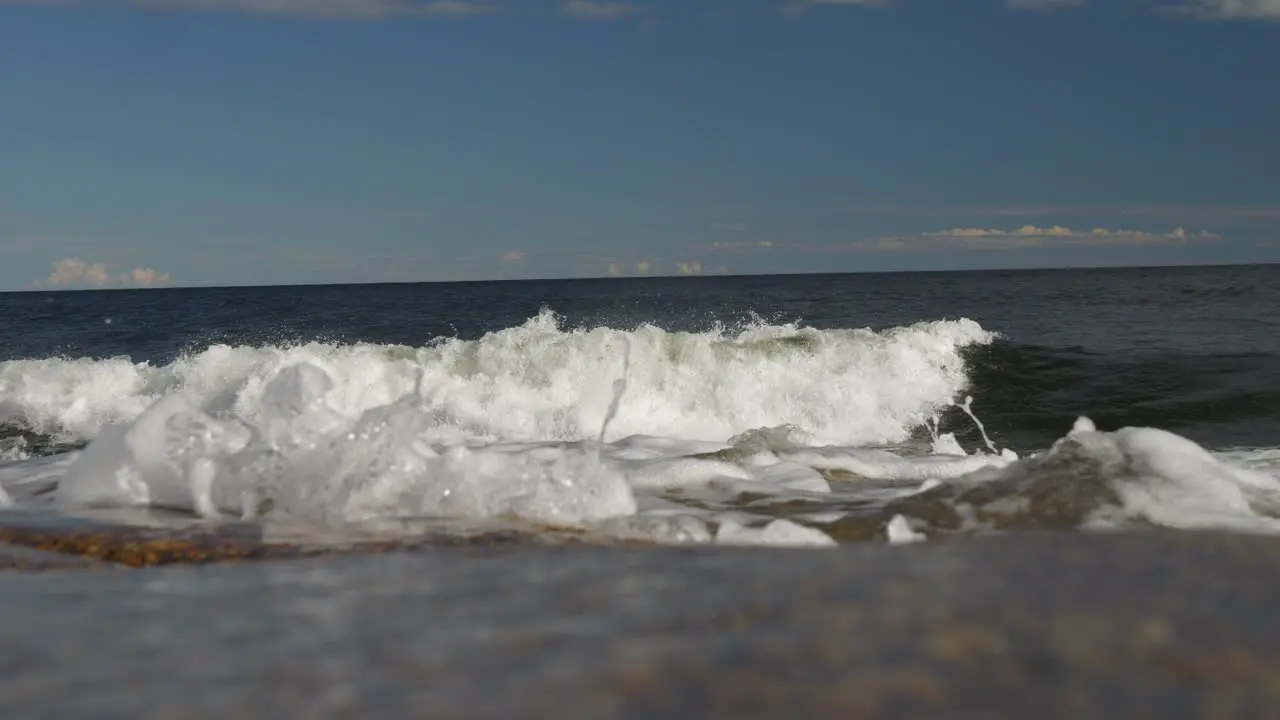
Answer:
44, 258, 173, 289
698, 225, 1223, 255
913, 224, 1221, 250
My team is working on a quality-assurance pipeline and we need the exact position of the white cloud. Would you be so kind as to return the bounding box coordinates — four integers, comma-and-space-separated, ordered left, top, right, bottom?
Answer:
1168, 0, 1280, 20
422, 0, 495, 14
924, 224, 1077, 238
705, 225, 1223, 255
423, 0, 494, 13
900, 225, 1220, 250
500, 250, 526, 261
635, 260, 652, 274
710, 240, 774, 249
563, 0, 638, 20
45, 257, 172, 288
783, 0, 887, 14
128, 0, 497, 20
1006, 0, 1083, 11
676, 261, 702, 275
47, 258, 111, 287
126, 267, 171, 286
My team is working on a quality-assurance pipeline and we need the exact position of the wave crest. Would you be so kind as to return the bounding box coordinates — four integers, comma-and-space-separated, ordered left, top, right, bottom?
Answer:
0, 309, 996, 449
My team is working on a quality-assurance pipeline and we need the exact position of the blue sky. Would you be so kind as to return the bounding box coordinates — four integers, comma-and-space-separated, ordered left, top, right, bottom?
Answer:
1, 0, 1278, 289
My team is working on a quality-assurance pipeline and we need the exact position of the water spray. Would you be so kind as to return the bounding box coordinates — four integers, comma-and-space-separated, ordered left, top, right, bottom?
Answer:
958, 395, 999, 455
598, 335, 633, 446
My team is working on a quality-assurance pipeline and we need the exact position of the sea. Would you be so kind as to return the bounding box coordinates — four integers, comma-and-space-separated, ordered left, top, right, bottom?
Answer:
3, 263, 1280, 545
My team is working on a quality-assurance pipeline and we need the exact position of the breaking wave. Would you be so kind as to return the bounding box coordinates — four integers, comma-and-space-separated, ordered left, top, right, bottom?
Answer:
1, 309, 1278, 547
0, 309, 993, 449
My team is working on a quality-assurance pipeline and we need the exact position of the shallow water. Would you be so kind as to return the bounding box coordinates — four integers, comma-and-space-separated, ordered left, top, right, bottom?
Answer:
6, 531, 1280, 717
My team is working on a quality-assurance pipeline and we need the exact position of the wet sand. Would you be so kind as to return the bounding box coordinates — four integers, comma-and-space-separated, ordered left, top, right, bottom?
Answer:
3, 519, 1280, 717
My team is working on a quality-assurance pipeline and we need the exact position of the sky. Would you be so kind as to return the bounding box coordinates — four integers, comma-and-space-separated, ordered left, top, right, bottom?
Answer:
1, 0, 1278, 289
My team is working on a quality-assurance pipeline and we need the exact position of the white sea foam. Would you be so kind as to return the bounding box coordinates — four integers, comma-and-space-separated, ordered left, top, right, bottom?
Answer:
716, 518, 839, 548
944, 417, 1280, 534
55, 369, 640, 526
0, 312, 989, 540
886, 514, 926, 544
0, 310, 994, 448
4, 311, 1280, 546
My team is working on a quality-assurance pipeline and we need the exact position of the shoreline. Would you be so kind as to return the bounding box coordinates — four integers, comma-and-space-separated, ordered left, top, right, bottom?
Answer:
4, 520, 1280, 715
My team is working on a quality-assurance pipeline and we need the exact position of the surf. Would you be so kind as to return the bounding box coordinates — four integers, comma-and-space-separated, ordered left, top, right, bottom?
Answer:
2, 309, 1279, 547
